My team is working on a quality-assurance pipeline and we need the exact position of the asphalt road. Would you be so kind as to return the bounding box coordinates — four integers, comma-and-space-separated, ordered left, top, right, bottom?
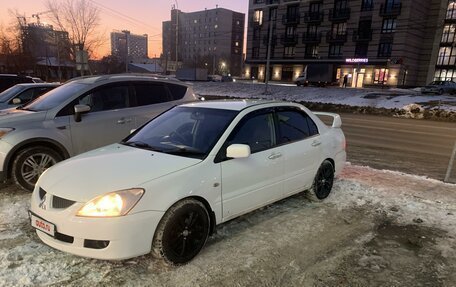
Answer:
329, 114, 456, 182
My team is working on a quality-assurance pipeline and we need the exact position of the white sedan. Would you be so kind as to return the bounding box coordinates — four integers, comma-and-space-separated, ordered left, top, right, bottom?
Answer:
29, 100, 346, 264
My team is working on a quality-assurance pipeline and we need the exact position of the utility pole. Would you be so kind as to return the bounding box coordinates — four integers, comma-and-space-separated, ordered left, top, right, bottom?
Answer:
174, 1, 179, 74
264, 11, 275, 95
124, 30, 129, 73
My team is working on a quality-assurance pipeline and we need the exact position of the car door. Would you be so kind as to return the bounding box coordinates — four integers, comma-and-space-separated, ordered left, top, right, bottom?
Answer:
130, 82, 177, 127
275, 107, 323, 196
220, 109, 284, 220
68, 83, 135, 154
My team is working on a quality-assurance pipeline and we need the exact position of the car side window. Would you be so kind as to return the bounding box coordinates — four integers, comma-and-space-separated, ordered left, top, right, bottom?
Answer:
276, 109, 319, 144
79, 85, 129, 112
166, 83, 187, 101
134, 83, 171, 106
226, 112, 275, 154
12, 88, 34, 103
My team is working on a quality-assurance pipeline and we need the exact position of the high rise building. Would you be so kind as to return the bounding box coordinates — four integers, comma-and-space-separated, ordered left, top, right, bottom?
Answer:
245, 0, 451, 87
111, 30, 148, 62
162, 7, 245, 76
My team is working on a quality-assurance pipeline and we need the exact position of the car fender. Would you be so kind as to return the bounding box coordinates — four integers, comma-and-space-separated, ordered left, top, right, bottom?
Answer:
133, 157, 222, 225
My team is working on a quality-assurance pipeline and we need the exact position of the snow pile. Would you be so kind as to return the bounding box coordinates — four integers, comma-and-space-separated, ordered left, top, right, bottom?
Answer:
0, 165, 455, 286
192, 82, 456, 112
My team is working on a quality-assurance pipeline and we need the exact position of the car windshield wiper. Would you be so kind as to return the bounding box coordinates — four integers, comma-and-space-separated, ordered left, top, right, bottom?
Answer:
16, 106, 36, 112
123, 141, 163, 152
164, 146, 205, 157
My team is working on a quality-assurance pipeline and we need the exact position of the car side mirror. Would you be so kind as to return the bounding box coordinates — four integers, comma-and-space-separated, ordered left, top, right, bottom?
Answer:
226, 144, 251, 159
74, 104, 91, 123
12, 98, 21, 105
130, 129, 136, 134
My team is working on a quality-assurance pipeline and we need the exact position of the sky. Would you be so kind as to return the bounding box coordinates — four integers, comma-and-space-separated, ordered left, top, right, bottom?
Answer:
0, 0, 248, 58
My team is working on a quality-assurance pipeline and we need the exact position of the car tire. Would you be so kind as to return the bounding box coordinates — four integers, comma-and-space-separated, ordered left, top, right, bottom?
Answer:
152, 199, 210, 265
309, 160, 335, 200
296, 82, 301, 86
12, 146, 62, 192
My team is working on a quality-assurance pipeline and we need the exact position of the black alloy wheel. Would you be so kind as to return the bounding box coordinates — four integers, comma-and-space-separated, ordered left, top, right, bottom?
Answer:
152, 199, 210, 265
313, 160, 335, 200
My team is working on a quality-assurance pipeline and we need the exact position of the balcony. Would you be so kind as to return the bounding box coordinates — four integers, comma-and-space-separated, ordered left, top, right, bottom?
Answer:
282, 13, 301, 25
326, 31, 348, 43
352, 29, 373, 42
266, 0, 279, 5
302, 32, 322, 44
379, 3, 402, 17
281, 34, 299, 45
328, 8, 351, 21
303, 11, 324, 23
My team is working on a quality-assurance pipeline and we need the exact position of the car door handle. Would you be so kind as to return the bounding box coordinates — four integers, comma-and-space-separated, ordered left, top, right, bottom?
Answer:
312, 140, 322, 147
268, 153, 282, 160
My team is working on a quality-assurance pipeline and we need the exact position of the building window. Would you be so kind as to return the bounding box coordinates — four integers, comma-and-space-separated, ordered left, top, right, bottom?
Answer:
437, 46, 456, 65
286, 26, 296, 37
442, 24, 456, 44
332, 22, 347, 35
355, 43, 369, 57
287, 5, 299, 20
309, 2, 322, 12
374, 68, 389, 84
254, 10, 263, 25
307, 24, 318, 35
305, 45, 319, 58
381, 18, 396, 33
284, 46, 295, 57
269, 7, 278, 20
335, 0, 348, 10
447, 2, 456, 19
435, 68, 456, 81
252, 47, 260, 59
378, 42, 392, 57
361, 0, 374, 11
329, 44, 343, 57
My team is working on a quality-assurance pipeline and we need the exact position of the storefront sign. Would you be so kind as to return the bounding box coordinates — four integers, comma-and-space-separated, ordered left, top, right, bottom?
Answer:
345, 58, 369, 63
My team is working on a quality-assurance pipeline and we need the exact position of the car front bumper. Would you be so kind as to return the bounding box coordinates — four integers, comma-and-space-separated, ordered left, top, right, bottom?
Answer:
30, 189, 164, 260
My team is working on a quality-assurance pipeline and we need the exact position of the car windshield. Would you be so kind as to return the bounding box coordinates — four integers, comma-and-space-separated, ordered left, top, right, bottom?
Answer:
21, 82, 86, 112
0, 85, 25, 103
123, 106, 238, 159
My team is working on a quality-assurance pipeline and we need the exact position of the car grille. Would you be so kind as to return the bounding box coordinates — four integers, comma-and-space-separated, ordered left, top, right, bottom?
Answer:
52, 195, 76, 209
39, 187, 76, 209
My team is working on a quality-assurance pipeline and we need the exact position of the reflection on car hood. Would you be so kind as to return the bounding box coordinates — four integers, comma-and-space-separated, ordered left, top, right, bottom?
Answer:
38, 144, 201, 202
0, 108, 46, 124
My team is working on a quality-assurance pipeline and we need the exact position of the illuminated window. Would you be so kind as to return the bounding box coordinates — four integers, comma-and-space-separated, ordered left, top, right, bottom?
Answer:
254, 10, 263, 25
374, 68, 389, 84
447, 1, 456, 19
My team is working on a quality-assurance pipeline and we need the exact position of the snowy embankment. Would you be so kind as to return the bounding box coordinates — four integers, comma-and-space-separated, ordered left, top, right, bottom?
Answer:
0, 164, 455, 286
192, 82, 456, 121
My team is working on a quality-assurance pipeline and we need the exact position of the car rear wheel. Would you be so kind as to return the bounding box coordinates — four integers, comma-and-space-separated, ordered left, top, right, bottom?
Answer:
12, 146, 62, 192
439, 88, 444, 95
310, 160, 334, 200
152, 199, 210, 265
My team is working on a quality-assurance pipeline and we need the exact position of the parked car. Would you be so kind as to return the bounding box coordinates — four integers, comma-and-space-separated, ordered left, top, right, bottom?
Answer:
0, 74, 34, 93
29, 100, 346, 263
221, 75, 234, 82
0, 83, 60, 110
0, 74, 197, 191
421, 80, 456, 94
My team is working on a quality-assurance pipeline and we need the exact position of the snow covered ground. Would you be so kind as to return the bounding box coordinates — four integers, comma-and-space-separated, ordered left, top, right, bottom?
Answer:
0, 164, 455, 286
192, 81, 456, 112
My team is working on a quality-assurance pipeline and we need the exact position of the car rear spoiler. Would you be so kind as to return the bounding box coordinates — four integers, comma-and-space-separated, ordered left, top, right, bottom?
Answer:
313, 112, 342, 128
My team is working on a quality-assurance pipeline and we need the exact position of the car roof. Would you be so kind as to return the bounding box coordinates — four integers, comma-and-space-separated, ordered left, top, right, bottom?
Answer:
180, 99, 287, 111
66, 73, 188, 86
14, 83, 60, 88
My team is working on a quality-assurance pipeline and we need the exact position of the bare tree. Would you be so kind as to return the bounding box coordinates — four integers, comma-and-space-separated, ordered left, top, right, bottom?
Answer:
45, 0, 103, 58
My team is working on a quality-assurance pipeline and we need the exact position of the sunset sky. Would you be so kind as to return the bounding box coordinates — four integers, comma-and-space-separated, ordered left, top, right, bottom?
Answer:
0, 0, 248, 59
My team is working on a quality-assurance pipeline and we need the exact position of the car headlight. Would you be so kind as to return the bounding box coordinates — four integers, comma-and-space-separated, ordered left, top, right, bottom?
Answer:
0, 128, 15, 139
76, 188, 144, 217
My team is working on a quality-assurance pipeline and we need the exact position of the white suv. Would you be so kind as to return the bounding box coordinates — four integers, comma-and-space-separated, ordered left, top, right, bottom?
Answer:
0, 74, 197, 191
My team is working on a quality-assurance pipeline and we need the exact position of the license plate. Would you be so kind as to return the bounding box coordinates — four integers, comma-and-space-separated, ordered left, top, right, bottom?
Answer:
29, 212, 56, 237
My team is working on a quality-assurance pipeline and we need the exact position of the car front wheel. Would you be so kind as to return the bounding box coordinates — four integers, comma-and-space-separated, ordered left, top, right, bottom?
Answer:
311, 160, 335, 200
12, 146, 62, 192
152, 199, 210, 265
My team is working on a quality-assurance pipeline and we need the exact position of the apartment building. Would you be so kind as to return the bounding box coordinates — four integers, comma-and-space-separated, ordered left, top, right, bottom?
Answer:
245, 0, 449, 87
163, 7, 245, 76
111, 30, 148, 61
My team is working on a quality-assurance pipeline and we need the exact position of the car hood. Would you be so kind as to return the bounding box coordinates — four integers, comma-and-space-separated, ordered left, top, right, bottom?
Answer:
0, 108, 46, 124
38, 144, 202, 202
